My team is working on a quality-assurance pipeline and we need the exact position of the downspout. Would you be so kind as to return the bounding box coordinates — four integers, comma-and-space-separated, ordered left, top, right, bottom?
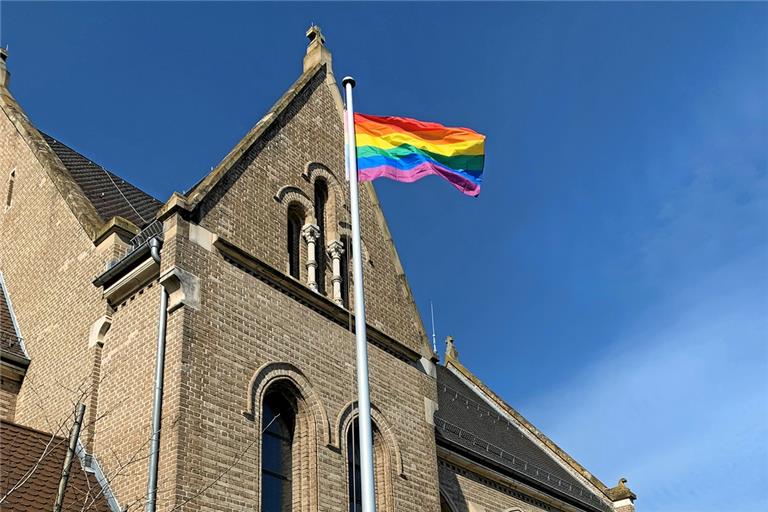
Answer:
145, 237, 167, 512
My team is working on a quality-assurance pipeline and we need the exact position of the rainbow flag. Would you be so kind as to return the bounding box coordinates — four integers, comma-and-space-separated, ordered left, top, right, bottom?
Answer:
354, 113, 485, 197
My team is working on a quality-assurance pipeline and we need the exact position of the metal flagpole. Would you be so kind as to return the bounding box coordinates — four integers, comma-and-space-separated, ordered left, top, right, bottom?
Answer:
342, 75, 377, 512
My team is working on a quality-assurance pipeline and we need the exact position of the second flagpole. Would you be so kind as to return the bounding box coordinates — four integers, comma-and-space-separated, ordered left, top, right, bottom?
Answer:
342, 76, 378, 512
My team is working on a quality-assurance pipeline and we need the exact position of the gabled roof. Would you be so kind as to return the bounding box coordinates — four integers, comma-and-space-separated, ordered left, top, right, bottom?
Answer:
0, 420, 111, 511
1, 82, 161, 239
435, 364, 611, 512
180, 62, 330, 215
0, 274, 28, 368
40, 133, 162, 228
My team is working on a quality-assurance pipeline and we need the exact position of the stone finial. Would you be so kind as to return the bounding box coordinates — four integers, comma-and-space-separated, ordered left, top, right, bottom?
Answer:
303, 25, 332, 72
306, 25, 325, 45
0, 47, 10, 89
445, 336, 459, 362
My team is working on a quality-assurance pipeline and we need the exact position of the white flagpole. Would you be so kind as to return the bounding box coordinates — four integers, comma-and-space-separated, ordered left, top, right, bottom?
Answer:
342, 76, 377, 512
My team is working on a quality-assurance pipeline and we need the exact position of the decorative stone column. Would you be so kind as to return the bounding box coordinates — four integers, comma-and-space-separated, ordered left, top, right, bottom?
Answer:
301, 224, 321, 291
327, 239, 345, 305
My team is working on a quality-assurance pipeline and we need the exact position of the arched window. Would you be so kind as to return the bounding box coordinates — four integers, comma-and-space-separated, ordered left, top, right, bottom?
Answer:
5, 169, 15, 208
314, 180, 328, 295
347, 418, 362, 512
347, 418, 392, 512
340, 235, 351, 309
286, 205, 303, 279
261, 390, 296, 512
251, 367, 325, 512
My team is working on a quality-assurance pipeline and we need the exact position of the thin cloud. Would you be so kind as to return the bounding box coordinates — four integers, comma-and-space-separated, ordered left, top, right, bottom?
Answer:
521, 251, 767, 512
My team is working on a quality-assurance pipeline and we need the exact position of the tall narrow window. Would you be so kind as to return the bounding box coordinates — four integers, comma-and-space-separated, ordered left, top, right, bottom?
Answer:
287, 206, 302, 279
314, 180, 328, 295
5, 170, 15, 208
347, 418, 363, 512
347, 418, 388, 512
261, 391, 295, 512
341, 236, 350, 309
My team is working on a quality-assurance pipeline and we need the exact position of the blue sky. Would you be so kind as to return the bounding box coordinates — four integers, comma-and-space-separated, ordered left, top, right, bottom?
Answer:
2, 2, 766, 511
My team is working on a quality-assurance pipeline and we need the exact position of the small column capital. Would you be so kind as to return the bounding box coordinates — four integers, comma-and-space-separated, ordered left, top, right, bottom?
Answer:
301, 223, 320, 243
327, 239, 345, 258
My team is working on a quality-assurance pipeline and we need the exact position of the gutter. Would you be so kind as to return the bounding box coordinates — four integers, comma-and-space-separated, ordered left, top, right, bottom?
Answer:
77, 439, 122, 512
0, 350, 30, 370
92, 242, 152, 288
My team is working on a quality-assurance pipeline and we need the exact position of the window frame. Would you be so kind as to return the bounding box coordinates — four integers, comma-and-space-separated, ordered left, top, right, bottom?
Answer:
261, 391, 296, 512
286, 205, 303, 279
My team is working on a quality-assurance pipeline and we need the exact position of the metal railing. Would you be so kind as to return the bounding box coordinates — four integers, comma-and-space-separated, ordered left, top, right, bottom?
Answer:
128, 219, 164, 252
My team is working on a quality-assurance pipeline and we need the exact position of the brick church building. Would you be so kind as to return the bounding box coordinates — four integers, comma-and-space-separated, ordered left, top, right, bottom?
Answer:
0, 28, 636, 512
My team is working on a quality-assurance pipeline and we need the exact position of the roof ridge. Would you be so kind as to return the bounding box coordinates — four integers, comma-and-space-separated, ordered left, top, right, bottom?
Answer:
39, 131, 161, 200
41, 133, 154, 224
0, 88, 105, 239
39, 132, 163, 227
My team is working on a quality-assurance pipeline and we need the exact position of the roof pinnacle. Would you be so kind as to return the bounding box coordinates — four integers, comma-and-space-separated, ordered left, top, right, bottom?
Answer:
445, 336, 459, 362
303, 25, 332, 73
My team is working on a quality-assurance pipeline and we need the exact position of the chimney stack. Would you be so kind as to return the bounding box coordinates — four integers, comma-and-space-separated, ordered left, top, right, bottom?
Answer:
0, 47, 9, 89
303, 25, 332, 73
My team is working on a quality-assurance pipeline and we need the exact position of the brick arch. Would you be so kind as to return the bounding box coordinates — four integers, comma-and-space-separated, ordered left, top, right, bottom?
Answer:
243, 361, 330, 446
304, 162, 345, 246
333, 400, 405, 477
244, 362, 331, 512
335, 401, 403, 512
303, 162, 342, 196
274, 185, 316, 224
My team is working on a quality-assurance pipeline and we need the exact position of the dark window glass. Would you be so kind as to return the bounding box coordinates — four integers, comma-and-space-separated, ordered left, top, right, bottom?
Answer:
287, 209, 301, 279
314, 181, 327, 295
261, 393, 295, 512
341, 236, 350, 309
347, 419, 363, 512
440, 494, 454, 512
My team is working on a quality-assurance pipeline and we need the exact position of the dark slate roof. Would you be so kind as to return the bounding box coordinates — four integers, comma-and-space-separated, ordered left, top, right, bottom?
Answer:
40, 133, 163, 227
0, 278, 27, 365
435, 366, 610, 512
0, 420, 111, 512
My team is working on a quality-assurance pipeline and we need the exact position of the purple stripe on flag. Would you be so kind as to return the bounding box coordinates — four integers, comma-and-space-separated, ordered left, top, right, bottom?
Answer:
358, 163, 481, 197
